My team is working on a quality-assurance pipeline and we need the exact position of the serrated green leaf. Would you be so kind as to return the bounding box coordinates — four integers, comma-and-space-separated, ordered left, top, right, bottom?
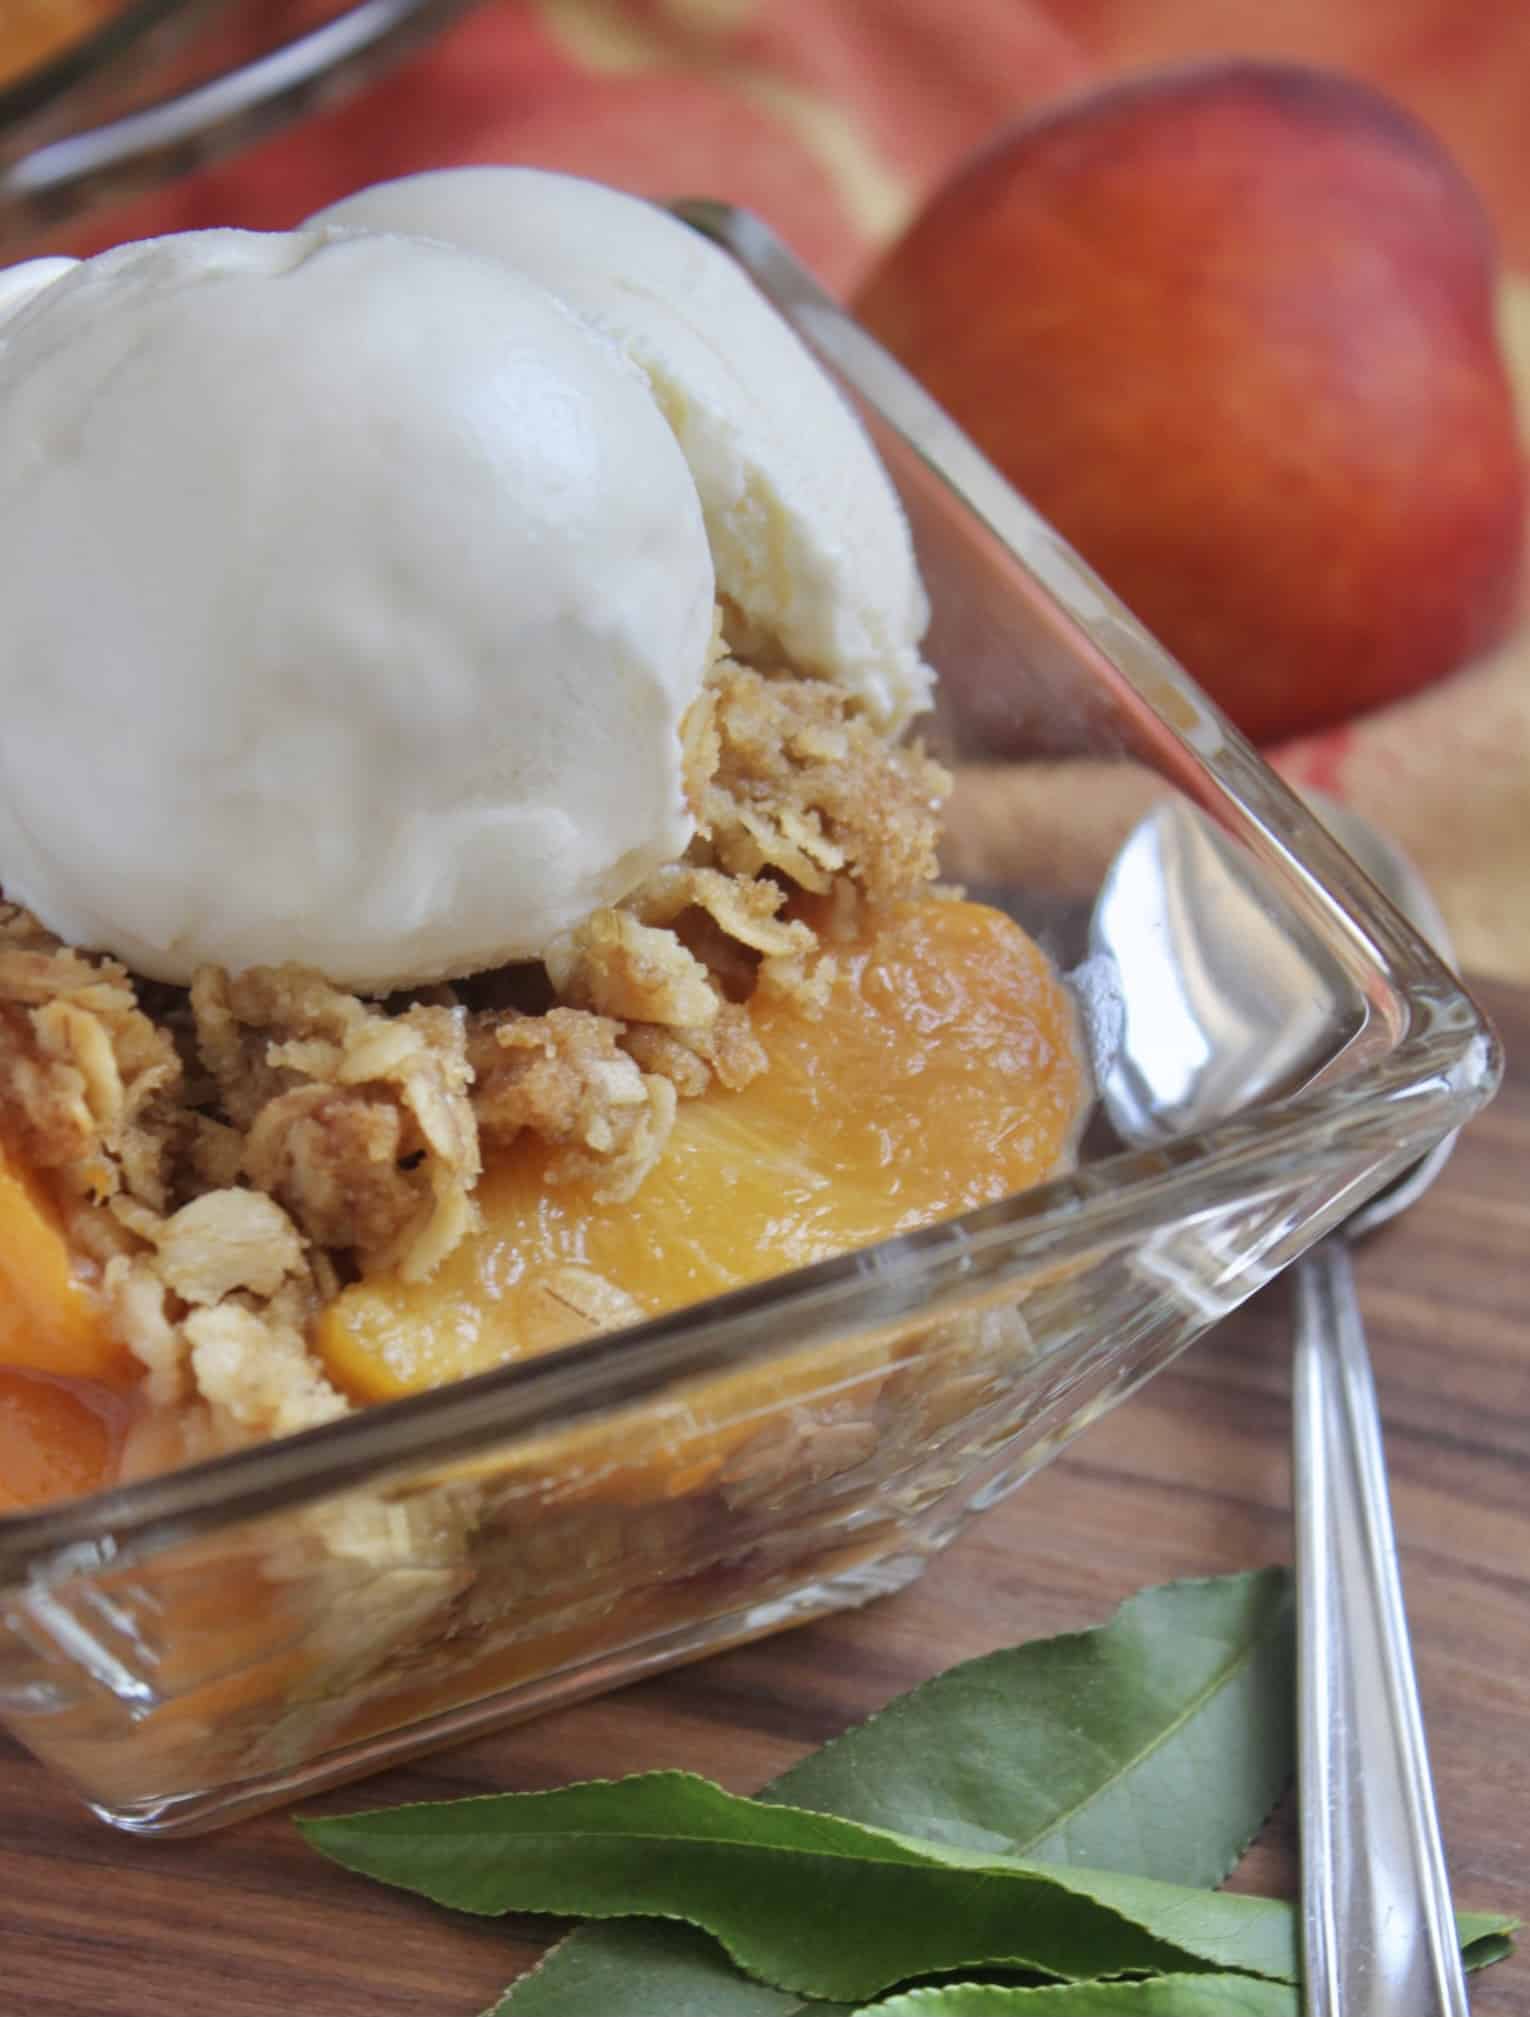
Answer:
487, 1571, 1297, 2014
303, 1768, 1300, 2001
480, 1901, 1517, 2017
851, 1930, 1523, 2017
855, 1977, 1297, 2016
295, 1570, 1516, 2017
481, 1920, 855, 2017
770, 1569, 1295, 1886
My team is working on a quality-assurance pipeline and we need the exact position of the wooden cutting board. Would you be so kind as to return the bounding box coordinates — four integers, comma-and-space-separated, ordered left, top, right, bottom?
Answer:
2, 980, 1526, 2017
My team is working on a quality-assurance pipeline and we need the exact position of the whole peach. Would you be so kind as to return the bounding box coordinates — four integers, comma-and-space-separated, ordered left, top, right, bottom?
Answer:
856, 60, 1527, 746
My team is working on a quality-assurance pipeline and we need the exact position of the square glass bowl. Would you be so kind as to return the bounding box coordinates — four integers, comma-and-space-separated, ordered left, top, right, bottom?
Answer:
0, 206, 1500, 1835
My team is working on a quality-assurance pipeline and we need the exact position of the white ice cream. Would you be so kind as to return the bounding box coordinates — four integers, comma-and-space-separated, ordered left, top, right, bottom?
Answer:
0, 256, 76, 326
0, 227, 715, 992
311, 168, 933, 730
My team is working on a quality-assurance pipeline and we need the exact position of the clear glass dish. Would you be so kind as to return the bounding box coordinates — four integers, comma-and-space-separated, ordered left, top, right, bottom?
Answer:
0, 204, 1500, 1836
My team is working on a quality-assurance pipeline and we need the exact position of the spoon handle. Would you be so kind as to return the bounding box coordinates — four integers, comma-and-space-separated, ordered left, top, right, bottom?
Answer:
1292, 1238, 1468, 2017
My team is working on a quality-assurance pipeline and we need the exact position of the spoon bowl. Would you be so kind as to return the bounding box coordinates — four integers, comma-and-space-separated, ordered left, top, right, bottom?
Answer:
1092, 790, 1470, 2017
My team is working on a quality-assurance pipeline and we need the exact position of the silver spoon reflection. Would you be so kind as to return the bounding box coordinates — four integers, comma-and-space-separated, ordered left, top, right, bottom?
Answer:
1091, 795, 1468, 2017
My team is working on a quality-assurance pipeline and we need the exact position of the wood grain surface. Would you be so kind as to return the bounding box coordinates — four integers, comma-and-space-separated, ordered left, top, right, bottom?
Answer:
2, 980, 1525, 2017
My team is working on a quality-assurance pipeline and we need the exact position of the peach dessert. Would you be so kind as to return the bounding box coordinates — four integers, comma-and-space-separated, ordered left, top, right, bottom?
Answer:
0, 172, 1087, 1811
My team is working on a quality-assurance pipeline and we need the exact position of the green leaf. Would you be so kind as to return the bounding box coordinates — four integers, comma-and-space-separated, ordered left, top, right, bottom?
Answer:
488, 1570, 1298, 2013
295, 1570, 1517, 2017
1460, 1911, 1520, 1973
855, 1978, 1298, 2017
303, 1769, 1301, 2001
769, 1569, 1296, 1886
484, 1920, 855, 2017
482, 1905, 1517, 2017
852, 1930, 1524, 2017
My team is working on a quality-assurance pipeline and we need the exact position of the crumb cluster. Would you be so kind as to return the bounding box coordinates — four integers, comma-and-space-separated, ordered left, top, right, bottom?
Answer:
0, 644, 948, 1461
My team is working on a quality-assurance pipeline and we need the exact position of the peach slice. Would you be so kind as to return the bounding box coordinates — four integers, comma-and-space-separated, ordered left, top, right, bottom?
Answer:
0, 1369, 115, 1511
0, 1144, 127, 1380
319, 900, 1085, 1404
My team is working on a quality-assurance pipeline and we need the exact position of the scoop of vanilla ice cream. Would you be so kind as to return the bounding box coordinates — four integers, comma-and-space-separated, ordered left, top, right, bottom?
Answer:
310, 168, 933, 730
0, 256, 76, 325
0, 228, 715, 992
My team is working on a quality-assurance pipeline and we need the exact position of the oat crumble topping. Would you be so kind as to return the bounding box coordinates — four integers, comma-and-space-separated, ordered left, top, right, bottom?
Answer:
0, 647, 949, 1458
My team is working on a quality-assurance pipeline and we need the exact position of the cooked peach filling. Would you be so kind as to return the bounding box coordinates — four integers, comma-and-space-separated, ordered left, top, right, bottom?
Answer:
321, 898, 1083, 1401
0, 653, 1088, 1512
0, 1141, 124, 1380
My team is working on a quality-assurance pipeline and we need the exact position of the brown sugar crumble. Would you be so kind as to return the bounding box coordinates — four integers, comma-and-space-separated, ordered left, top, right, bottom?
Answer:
0, 646, 949, 1460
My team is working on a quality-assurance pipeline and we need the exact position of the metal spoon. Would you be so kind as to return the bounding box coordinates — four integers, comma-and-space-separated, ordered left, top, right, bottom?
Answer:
1091, 795, 1467, 2017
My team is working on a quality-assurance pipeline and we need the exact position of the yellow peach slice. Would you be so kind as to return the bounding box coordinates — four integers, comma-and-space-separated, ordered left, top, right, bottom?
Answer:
0, 1145, 128, 1380
319, 900, 1085, 1405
